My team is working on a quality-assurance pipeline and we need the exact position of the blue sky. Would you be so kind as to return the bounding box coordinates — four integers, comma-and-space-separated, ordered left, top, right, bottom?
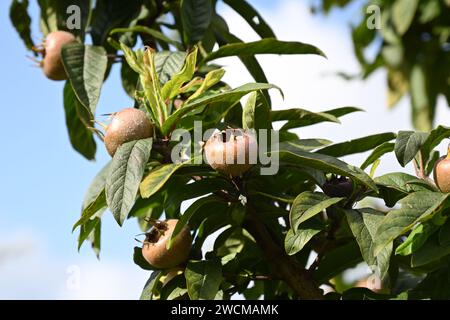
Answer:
1, 0, 447, 299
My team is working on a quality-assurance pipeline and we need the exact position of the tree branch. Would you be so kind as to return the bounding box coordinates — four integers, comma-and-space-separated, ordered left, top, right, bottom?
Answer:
244, 204, 323, 299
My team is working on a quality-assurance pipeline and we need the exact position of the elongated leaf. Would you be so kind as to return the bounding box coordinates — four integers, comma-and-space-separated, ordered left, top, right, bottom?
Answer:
361, 142, 395, 170
186, 68, 225, 103
395, 222, 438, 256
181, 0, 212, 44
9, 0, 34, 50
222, 0, 275, 38
314, 241, 362, 283
285, 219, 324, 255
345, 208, 392, 281
411, 234, 450, 267
73, 190, 106, 231
168, 196, 220, 249
272, 108, 339, 128
394, 131, 429, 167
274, 147, 377, 191
439, 219, 450, 246
325, 106, 363, 118
61, 43, 107, 113
421, 125, 450, 164
161, 47, 198, 100
161, 83, 280, 135
410, 267, 450, 299
185, 259, 223, 300
290, 192, 343, 231
203, 38, 325, 63
106, 138, 153, 225
242, 91, 257, 130
140, 164, 183, 199
90, 0, 141, 45
140, 271, 162, 300
110, 26, 183, 50
277, 139, 332, 152
374, 191, 449, 256
318, 133, 395, 157
154, 51, 187, 85
78, 217, 101, 251
63, 82, 96, 160
375, 172, 434, 193
392, 0, 419, 35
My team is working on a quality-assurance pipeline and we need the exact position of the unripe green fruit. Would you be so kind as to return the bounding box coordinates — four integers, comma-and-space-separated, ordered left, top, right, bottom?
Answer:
434, 154, 450, 193
104, 108, 153, 157
204, 129, 258, 176
142, 219, 192, 269
42, 31, 76, 80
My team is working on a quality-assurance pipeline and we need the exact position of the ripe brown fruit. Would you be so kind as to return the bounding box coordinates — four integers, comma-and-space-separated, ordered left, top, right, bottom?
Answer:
104, 108, 154, 157
41, 31, 76, 80
322, 176, 353, 198
204, 128, 258, 176
142, 219, 192, 269
434, 151, 450, 193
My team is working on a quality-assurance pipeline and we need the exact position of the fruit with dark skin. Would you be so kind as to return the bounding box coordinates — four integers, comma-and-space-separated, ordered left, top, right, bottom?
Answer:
322, 176, 353, 198
142, 219, 192, 269
104, 108, 154, 157
41, 31, 76, 80
434, 147, 450, 193
204, 128, 258, 176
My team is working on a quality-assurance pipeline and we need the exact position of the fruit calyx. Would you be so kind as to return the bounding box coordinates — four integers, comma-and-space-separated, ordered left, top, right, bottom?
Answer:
203, 128, 258, 177
322, 175, 353, 198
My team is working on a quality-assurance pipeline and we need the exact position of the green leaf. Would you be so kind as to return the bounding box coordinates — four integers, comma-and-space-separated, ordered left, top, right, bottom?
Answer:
161, 83, 280, 135
345, 208, 392, 281
410, 267, 450, 299
361, 142, 395, 170
421, 125, 450, 164
140, 164, 184, 199
290, 192, 343, 231
61, 43, 107, 114
275, 147, 377, 191
133, 246, 154, 271
285, 219, 324, 255
168, 196, 219, 249
273, 108, 339, 129
73, 190, 106, 232
88, 218, 101, 258
181, 0, 212, 45
277, 139, 332, 152
106, 138, 153, 226
203, 38, 325, 63
411, 234, 450, 267
314, 241, 362, 283
78, 217, 101, 251
110, 26, 183, 50
154, 51, 187, 85
140, 271, 162, 300
318, 133, 396, 157
375, 172, 433, 193
439, 219, 450, 246
185, 259, 223, 300
392, 0, 419, 35
394, 131, 429, 167
242, 91, 271, 130
90, 0, 141, 45
185, 68, 226, 103
63, 82, 96, 160
161, 47, 198, 100
9, 0, 34, 51
222, 0, 275, 38
374, 191, 449, 256
395, 222, 438, 256
120, 60, 138, 98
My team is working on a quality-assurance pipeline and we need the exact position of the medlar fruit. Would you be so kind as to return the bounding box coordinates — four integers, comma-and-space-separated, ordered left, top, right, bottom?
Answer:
104, 108, 153, 157
204, 128, 258, 176
434, 151, 450, 193
142, 219, 192, 269
40, 31, 76, 80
